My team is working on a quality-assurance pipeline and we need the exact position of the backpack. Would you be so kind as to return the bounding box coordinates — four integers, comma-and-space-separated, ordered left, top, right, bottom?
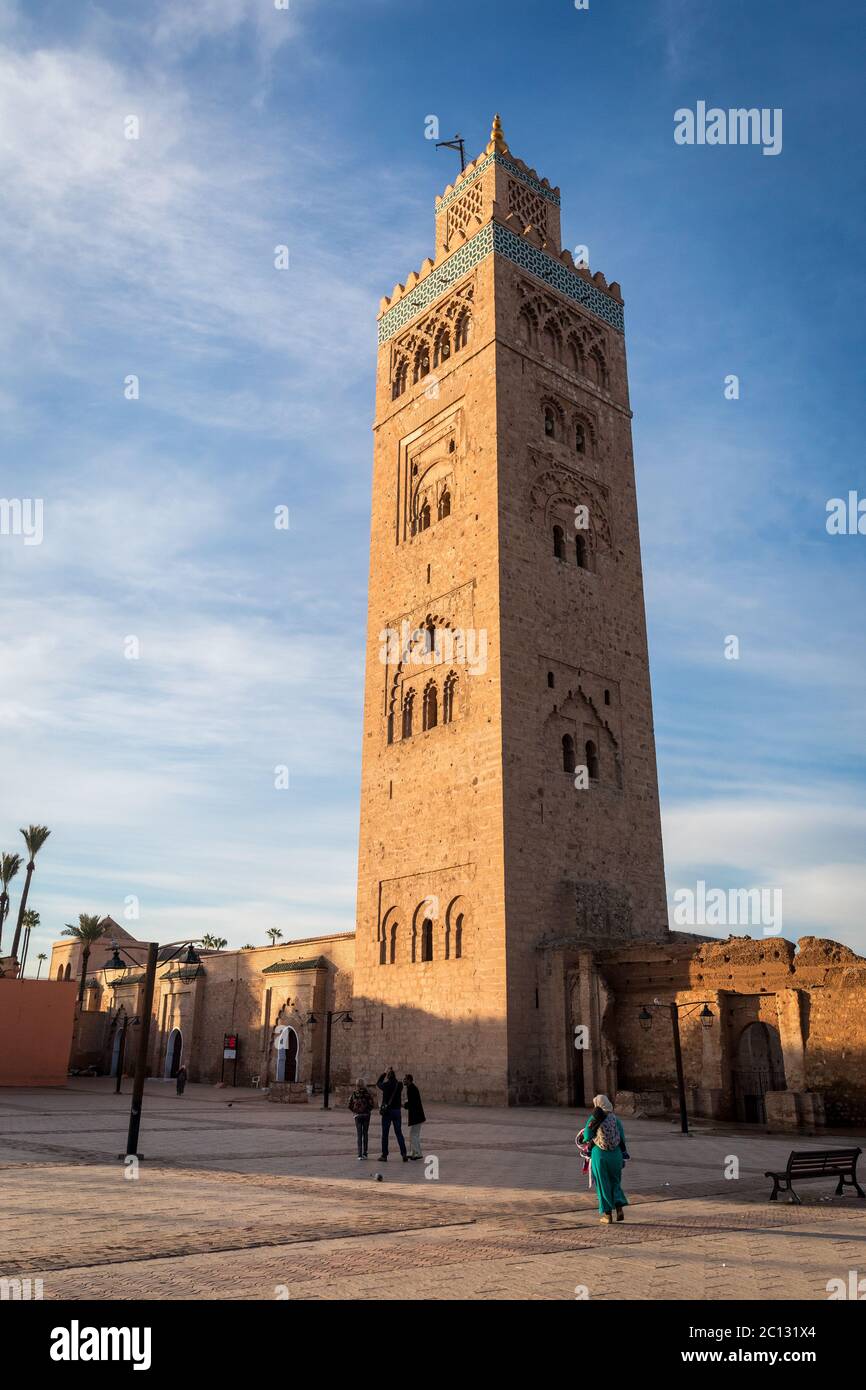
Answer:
594, 1114, 620, 1150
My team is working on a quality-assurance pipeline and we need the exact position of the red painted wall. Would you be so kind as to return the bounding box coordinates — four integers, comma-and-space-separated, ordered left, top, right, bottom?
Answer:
0, 979, 77, 1086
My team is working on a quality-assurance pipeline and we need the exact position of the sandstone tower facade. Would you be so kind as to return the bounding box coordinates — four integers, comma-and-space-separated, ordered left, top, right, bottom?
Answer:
351, 118, 669, 1104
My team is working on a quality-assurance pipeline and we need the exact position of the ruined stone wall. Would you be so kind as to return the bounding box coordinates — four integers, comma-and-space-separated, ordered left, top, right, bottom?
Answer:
600, 935, 866, 1126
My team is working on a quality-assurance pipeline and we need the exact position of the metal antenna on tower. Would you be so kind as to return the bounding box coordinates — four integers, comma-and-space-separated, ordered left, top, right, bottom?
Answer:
435, 134, 466, 172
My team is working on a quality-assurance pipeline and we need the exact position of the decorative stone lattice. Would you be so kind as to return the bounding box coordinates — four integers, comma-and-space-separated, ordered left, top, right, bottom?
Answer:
508, 178, 548, 235
447, 183, 484, 243
437, 152, 561, 212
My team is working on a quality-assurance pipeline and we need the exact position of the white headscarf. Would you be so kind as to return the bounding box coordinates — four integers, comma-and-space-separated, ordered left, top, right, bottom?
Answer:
592, 1094, 614, 1113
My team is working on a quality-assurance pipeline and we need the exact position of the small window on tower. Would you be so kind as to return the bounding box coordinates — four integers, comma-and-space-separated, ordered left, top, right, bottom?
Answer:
562, 734, 576, 775
575, 422, 586, 454
421, 919, 433, 962
576, 535, 588, 569
586, 740, 600, 781
553, 525, 565, 560
604, 689, 611, 705
438, 488, 451, 520
544, 406, 556, 438
547, 671, 555, 688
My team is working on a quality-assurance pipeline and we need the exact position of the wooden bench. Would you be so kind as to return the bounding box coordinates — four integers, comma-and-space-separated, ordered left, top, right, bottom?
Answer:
765, 1147, 864, 1203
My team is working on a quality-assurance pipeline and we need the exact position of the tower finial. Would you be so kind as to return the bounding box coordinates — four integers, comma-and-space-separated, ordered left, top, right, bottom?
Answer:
487, 113, 510, 155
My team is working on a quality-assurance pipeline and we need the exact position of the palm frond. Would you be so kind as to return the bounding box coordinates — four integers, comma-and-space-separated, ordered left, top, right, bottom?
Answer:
20, 825, 51, 859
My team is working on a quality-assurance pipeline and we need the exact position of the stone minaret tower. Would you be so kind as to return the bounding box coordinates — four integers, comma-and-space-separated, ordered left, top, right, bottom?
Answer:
351, 117, 668, 1104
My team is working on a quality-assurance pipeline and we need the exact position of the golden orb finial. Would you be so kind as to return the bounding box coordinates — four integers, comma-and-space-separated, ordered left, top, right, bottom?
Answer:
487, 113, 510, 155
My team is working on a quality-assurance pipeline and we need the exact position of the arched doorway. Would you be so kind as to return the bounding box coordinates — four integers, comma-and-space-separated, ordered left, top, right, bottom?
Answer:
164, 1028, 183, 1079
733, 1022, 786, 1123
275, 1025, 299, 1083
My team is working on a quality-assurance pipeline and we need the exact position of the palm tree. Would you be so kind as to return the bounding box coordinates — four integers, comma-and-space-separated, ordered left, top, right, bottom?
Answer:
61, 913, 106, 1007
0, 852, 22, 952
266, 927, 283, 946
10, 825, 50, 960
35, 952, 47, 980
241, 943, 255, 950
19, 908, 40, 975
200, 933, 228, 950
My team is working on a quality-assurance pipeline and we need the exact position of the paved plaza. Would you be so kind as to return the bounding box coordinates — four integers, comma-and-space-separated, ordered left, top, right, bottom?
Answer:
1, 1080, 864, 1301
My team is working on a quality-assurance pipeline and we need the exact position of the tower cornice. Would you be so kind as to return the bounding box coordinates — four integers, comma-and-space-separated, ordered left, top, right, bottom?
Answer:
377, 218, 624, 345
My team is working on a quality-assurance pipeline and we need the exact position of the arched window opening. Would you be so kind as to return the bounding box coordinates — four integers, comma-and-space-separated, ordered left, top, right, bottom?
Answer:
443, 672, 458, 723
416, 498, 431, 532
586, 740, 600, 781
455, 913, 464, 959
423, 681, 438, 731
433, 326, 451, 367
56, 966, 64, 980
547, 671, 555, 688
568, 338, 582, 374
448, 438, 456, 453
543, 406, 556, 439
455, 310, 471, 350
379, 933, 387, 966
588, 351, 607, 388
575, 422, 586, 454
402, 690, 414, 739
438, 488, 451, 520
389, 921, 398, 964
553, 525, 565, 560
64, 963, 72, 981
387, 710, 394, 744
542, 324, 561, 361
421, 919, 433, 962
576, 534, 588, 569
604, 689, 611, 706
518, 310, 537, 349
392, 358, 408, 400
413, 345, 430, 384
562, 734, 576, 774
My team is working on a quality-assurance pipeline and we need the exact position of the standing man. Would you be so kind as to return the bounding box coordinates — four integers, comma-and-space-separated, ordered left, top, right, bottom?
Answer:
376, 1067, 408, 1162
403, 1074, 426, 1160
348, 1077, 376, 1160
175, 1064, 187, 1097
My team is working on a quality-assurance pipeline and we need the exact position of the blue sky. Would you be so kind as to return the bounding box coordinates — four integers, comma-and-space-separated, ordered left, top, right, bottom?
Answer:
1, 0, 864, 968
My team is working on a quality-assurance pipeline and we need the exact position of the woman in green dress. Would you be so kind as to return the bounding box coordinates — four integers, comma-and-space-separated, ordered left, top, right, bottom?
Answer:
581, 1093, 629, 1225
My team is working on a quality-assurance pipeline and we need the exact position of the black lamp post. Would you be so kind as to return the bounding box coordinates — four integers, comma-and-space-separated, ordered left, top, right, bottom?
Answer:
638, 999, 715, 1135
308, 1010, 353, 1110
113, 1009, 140, 1095
102, 938, 202, 1159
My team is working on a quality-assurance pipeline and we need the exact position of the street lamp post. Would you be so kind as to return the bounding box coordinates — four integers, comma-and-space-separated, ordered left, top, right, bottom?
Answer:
638, 1000, 715, 1135
102, 938, 201, 1159
113, 1011, 139, 1095
308, 1010, 353, 1110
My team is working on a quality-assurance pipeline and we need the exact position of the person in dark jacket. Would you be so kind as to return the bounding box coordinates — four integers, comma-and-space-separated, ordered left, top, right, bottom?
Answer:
348, 1077, 376, 1159
175, 1065, 187, 1097
376, 1068, 408, 1161
402, 1074, 426, 1159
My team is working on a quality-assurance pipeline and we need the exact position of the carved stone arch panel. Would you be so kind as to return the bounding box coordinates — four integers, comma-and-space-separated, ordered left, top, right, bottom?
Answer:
444, 895, 469, 960
386, 611, 466, 744
529, 462, 614, 556
380, 906, 400, 965
411, 896, 439, 963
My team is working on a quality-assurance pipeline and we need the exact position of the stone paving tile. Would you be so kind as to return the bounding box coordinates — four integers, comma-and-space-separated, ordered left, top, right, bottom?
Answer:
2, 1082, 864, 1301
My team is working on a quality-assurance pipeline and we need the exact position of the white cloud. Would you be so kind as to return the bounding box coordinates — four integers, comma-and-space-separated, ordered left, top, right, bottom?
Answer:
663, 793, 866, 952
